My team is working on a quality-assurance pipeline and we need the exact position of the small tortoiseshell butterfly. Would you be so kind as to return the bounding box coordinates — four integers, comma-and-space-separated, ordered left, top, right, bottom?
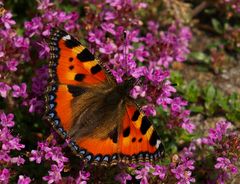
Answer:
45, 29, 164, 166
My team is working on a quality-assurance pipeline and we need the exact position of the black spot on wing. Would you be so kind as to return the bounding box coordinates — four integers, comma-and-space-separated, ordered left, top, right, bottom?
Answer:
131, 110, 140, 121
74, 74, 85, 82
69, 57, 73, 62
77, 48, 95, 62
67, 85, 86, 97
109, 127, 118, 143
91, 64, 102, 74
138, 138, 142, 142
149, 130, 158, 146
140, 116, 151, 135
65, 38, 80, 48
69, 65, 74, 70
123, 127, 130, 137
132, 137, 136, 142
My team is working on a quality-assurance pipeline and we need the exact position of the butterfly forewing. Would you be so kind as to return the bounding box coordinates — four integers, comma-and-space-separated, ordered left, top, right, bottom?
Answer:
45, 29, 164, 166
49, 29, 106, 85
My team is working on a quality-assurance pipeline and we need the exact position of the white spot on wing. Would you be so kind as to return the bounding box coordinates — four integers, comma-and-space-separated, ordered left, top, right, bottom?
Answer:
156, 139, 161, 148
62, 35, 71, 41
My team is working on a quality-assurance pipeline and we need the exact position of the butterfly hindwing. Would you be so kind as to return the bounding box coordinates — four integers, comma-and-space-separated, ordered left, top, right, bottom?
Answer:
73, 103, 164, 166
118, 104, 164, 163
45, 29, 164, 167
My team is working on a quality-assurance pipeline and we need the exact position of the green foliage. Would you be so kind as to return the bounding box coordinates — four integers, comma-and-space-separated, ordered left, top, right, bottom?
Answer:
189, 52, 211, 64
171, 71, 240, 123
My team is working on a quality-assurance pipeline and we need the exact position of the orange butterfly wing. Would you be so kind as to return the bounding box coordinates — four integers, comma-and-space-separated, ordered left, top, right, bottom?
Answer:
45, 29, 164, 166
75, 104, 164, 165
46, 29, 108, 132
118, 105, 164, 162
49, 29, 106, 85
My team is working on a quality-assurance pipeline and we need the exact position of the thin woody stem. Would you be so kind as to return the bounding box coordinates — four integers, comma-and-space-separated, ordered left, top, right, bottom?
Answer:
192, 1, 209, 18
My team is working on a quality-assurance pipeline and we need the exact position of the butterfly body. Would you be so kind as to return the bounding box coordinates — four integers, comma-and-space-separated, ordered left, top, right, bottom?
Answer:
45, 29, 164, 166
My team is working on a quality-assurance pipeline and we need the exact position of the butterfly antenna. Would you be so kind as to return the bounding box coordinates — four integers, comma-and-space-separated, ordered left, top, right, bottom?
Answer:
123, 30, 128, 75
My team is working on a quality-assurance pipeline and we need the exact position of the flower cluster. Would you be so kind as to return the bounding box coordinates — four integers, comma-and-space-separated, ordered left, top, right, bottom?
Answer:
200, 121, 239, 183
170, 153, 195, 184
29, 139, 69, 183
66, 170, 90, 184
28, 65, 49, 113
23, 0, 81, 114
0, 112, 26, 183
0, 6, 33, 184
171, 120, 240, 184
82, 0, 194, 132
167, 97, 195, 133
0, 8, 29, 101
116, 162, 167, 184
116, 151, 194, 184
24, 0, 80, 59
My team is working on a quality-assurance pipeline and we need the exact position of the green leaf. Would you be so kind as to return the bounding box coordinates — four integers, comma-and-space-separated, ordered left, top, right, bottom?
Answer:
170, 71, 184, 88
211, 18, 224, 34
189, 52, 211, 63
216, 90, 229, 111
226, 112, 240, 122
204, 84, 216, 103
190, 105, 204, 113
205, 102, 216, 115
184, 80, 200, 102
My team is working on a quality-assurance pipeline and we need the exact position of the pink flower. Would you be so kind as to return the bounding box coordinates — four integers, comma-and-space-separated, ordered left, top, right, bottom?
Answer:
1, 12, 16, 29
147, 21, 159, 34
131, 66, 147, 78
134, 46, 149, 62
11, 156, 25, 166
88, 30, 104, 45
182, 121, 196, 134
104, 11, 116, 20
171, 97, 188, 112
152, 165, 167, 180
0, 113, 15, 127
99, 42, 117, 54
131, 85, 147, 99
76, 170, 90, 184
215, 157, 238, 174
24, 17, 43, 37
101, 23, 116, 35
29, 150, 42, 164
12, 83, 28, 98
43, 164, 62, 184
7, 59, 19, 71
28, 98, 44, 113
0, 169, 10, 184
18, 175, 31, 184
37, 0, 54, 10
135, 167, 149, 184
206, 121, 232, 145
36, 41, 50, 59
0, 82, 11, 98
30, 140, 69, 183
142, 104, 156, 116
115, 172, 132, 184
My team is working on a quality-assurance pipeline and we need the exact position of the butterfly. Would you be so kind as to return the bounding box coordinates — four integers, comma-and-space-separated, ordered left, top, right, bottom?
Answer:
45, 29, 164, 166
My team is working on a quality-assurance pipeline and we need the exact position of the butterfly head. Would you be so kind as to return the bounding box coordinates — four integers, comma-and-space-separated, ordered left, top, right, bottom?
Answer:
116, 77, 136, 96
